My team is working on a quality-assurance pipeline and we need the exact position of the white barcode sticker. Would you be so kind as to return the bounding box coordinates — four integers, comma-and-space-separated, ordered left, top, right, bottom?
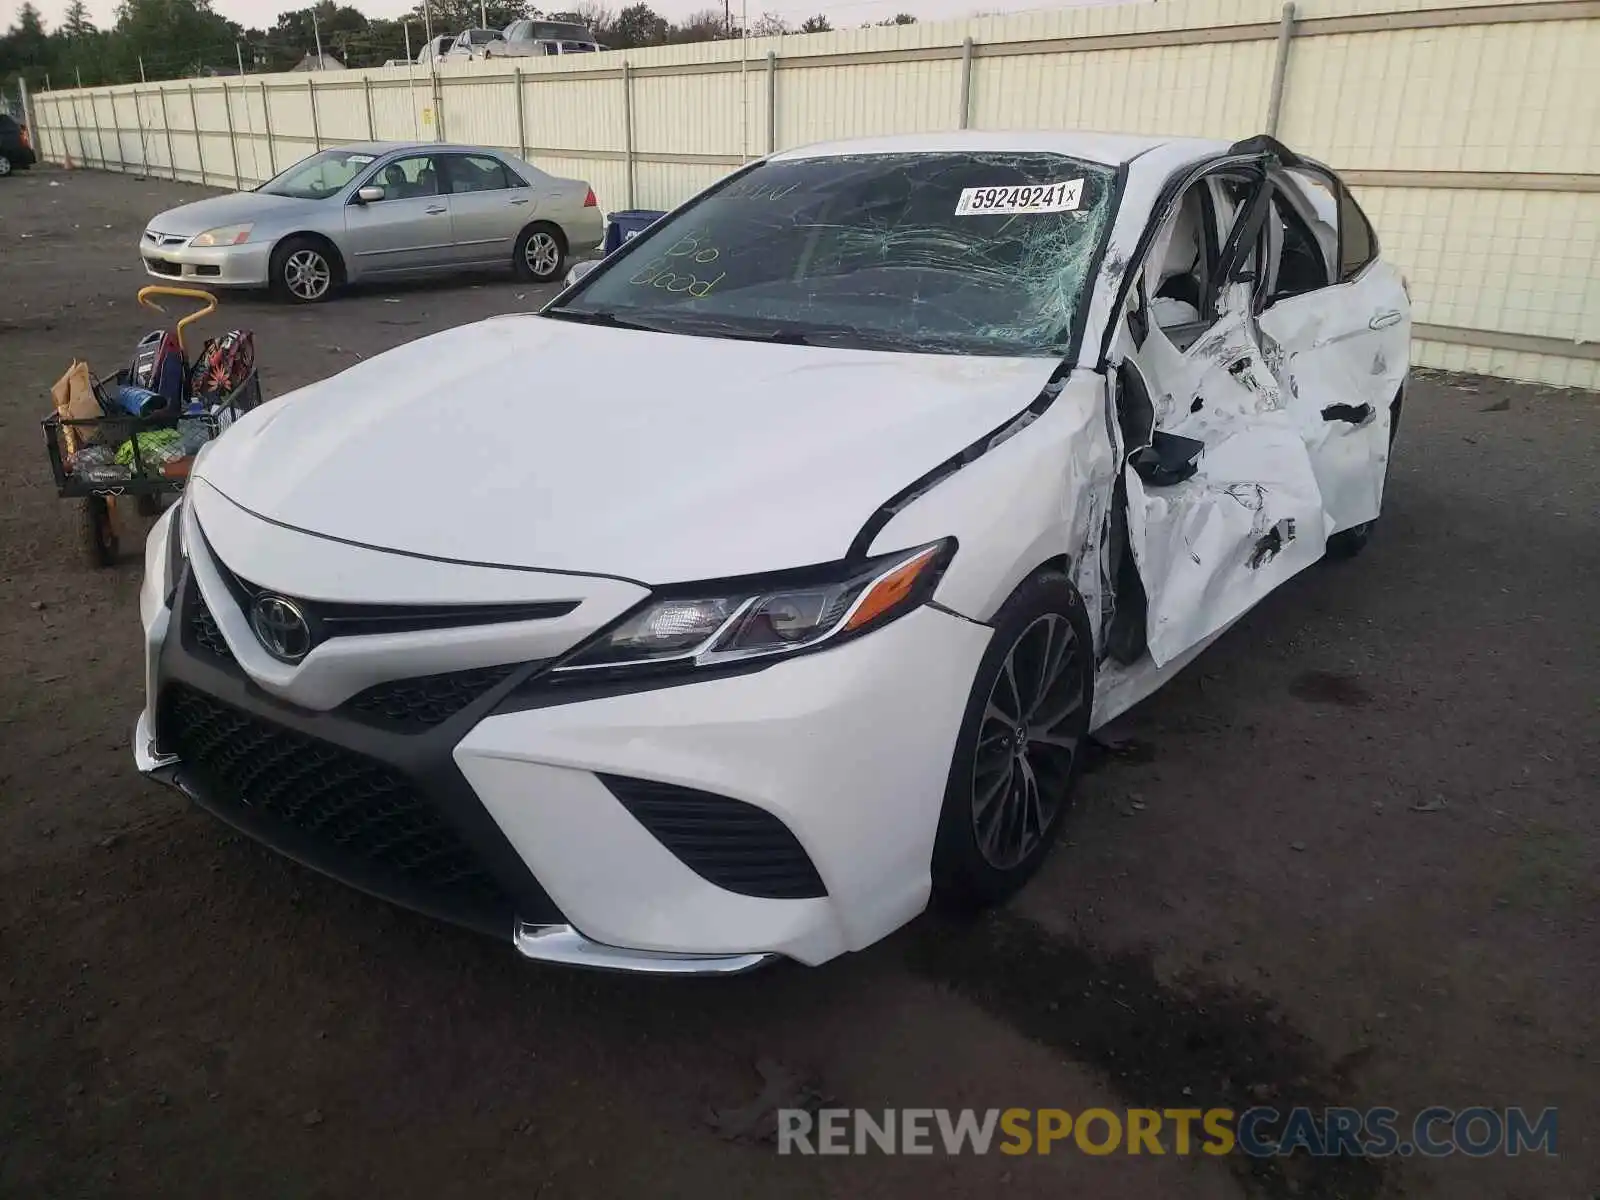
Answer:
955, 179, 1084, 216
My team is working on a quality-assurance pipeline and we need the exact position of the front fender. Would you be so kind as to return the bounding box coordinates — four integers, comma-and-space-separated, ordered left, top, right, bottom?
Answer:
866, 371, 1115, 637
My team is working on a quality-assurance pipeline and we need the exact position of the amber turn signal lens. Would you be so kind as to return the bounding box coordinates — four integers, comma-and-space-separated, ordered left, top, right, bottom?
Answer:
842, 545, 942, 633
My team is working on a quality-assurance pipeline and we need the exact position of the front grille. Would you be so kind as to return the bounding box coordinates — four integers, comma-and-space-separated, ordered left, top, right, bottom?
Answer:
344, 664, 518, 733
145, 258, 181, 276
600, 774, 827, 900
160, 684, 512, 916
188, 588, 235, 662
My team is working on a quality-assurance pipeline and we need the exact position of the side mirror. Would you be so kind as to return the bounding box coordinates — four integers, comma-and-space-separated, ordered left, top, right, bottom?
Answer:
356, 185, 385, 205
563, 260, 598, 288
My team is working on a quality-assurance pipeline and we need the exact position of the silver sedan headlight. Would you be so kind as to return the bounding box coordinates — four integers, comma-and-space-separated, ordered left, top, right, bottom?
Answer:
190, 223, 254, 247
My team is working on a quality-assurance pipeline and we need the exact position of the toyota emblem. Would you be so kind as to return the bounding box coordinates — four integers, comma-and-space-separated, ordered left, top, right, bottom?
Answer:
250, 595, 312, 663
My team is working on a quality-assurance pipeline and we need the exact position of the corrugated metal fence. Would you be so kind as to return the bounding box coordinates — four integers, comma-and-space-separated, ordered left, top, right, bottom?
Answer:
25, 0, 1600, 388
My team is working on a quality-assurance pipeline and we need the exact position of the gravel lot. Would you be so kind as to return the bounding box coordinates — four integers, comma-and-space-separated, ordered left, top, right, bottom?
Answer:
1, 168, 1596, 1200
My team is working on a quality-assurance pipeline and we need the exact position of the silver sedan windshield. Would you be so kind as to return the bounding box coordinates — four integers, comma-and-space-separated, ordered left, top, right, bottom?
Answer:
259, 149, 380, 200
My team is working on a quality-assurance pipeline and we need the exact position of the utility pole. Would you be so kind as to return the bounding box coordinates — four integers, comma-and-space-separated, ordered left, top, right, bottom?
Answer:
236, 41, 246, 76
312, 7, 324, 67
75, 65, 83, 88
404, 20, 412, 61
480, 0, 487, 28
739, 0, 748, 159
724, 0, 730, 36
138, 56, 146, 83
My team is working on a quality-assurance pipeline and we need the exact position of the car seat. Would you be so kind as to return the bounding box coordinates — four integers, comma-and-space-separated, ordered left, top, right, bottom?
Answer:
379, 163, 407, 199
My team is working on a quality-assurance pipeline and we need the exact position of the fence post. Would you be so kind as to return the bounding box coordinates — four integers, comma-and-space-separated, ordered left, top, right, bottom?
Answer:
958, 36, 974, 129
17, 76, 32, 151
105, 92, 124, 171
67, 90, 84, 167
88, 90, 105, 169
363, 75, 375, 139
260, 81, 275, 174
222, 81, 241, 188
1265, 2, 1297, 137
622, 61, 635, 210
159, 87, 176, 180
765, 51, 776, 154
133, 86, 150, 177
514, 66, 527, 160
187, 83, 205, 185
309, 78, 321, 150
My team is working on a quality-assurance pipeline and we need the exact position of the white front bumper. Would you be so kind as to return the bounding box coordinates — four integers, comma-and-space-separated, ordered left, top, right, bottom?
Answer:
454, 605, 991, 966
134, 498, 992, 969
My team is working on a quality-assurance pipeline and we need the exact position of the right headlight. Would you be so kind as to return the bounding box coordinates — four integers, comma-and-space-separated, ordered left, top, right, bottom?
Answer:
190, 223, 254, 247
553, 540, 955, 675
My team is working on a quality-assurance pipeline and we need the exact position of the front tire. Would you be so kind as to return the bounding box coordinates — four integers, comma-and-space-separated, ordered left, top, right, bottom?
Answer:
932, 572, 1094, 909
514, 223, 566, 283
0, 156, 13, 178
270, 236, 336, 304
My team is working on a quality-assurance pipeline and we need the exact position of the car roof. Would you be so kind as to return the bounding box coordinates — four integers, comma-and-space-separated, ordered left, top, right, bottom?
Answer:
323, 140, 508, 158
771, 130, 1232, 169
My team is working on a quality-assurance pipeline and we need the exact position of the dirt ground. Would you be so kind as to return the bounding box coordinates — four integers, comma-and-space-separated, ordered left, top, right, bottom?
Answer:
1, 168, 1595, 1200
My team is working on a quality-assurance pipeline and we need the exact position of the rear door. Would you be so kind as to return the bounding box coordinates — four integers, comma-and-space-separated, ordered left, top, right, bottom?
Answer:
343, 153, 455, 276
1106, 161, 1328, 667
438, 153, 532, 266
1255, 170, 1410, 534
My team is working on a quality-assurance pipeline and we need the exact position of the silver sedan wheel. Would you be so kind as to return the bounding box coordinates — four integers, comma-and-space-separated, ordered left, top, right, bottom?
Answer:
970, 613, 1084, 870
283, 248, 331, 301
0, 156, 12, 177
524, 231, 561, 277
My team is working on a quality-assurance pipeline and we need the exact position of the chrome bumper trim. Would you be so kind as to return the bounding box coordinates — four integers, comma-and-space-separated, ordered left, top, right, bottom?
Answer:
133, 710, 180, 772
513, 921, 779, 975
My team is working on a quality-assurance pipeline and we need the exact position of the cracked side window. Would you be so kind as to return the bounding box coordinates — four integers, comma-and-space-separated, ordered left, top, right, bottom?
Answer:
555, 152, 1119, 358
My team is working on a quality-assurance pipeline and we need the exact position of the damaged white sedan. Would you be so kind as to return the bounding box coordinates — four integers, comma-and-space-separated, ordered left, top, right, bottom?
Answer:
134, 131, 1408, 972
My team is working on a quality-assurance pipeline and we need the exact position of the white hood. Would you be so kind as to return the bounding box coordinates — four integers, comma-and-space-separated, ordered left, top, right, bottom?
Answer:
196, 316, 1061, 583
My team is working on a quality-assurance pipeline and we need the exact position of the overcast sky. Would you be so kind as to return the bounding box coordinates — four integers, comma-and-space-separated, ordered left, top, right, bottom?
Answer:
14, 0, 1136, 36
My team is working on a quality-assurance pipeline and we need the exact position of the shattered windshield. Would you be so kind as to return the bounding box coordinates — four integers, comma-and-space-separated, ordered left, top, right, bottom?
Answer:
552, 152, 1119, 357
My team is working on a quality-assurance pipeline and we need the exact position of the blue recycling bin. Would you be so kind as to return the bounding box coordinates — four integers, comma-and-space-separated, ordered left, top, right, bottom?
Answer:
603, 209, 667, 255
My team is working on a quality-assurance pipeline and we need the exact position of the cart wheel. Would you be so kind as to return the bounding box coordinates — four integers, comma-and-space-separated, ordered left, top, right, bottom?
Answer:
82, 496, 120, 568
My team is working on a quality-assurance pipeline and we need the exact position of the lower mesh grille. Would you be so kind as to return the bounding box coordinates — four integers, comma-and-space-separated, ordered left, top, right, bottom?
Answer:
600, 774, 827, 900
344, 664, 519, 733
188, 589, 234, 662
160, 684, 512, 915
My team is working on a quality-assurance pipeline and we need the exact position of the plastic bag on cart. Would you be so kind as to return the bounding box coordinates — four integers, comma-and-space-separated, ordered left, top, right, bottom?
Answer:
114, 428, 186, 469
66, 443, 131, 484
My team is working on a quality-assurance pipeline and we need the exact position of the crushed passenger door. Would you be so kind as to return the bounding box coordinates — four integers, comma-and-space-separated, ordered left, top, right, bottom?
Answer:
1256, 171, 1410, 535
1111, 170, 1327, 667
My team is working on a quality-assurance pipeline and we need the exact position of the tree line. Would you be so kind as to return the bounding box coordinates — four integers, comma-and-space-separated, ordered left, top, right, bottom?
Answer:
0, 0, 915, 94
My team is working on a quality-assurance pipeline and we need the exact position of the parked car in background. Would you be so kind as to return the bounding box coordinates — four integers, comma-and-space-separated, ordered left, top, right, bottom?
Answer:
0, 112, 37, 177
135, 130, 1408, 973
445, 28, 507, 60
138, 141, 603, 302
415, 34, 454, 64
491, 18, 600, 56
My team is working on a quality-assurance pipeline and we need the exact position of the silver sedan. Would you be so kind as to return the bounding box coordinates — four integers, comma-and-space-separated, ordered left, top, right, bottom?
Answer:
139, 141, 605, 303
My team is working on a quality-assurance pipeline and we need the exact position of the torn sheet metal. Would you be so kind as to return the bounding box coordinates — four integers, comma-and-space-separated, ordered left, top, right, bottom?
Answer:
1257, 265, 1411, 534
1124, 421, 1327, 666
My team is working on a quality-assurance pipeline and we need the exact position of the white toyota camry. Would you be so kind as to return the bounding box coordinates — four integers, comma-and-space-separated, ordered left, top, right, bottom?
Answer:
135, 131, 1410, 973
